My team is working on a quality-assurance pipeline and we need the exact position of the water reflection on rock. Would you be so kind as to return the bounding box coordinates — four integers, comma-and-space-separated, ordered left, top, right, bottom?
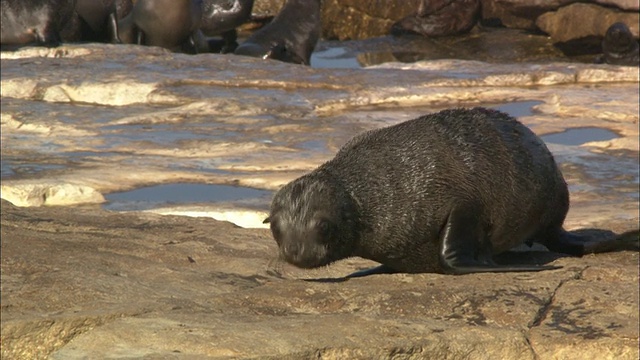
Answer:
1, 42, 637, 228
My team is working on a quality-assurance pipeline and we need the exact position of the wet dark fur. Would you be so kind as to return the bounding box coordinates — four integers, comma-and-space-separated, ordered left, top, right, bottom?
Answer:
61, 0, 133, 43
200, 0, 255, 53
117, 0, 202, 52
265, 107, 637, 275
234, 0, 321, 65
390, 0, 479, 37
1, 0, 76, 47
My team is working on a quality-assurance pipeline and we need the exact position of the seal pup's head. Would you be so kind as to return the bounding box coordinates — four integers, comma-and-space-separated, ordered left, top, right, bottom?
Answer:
603, 22, 637, 54
264, 172, 360, 269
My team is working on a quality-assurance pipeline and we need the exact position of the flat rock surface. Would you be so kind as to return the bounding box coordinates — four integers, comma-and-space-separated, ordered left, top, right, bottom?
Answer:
1, 200, 638, 359
1, 39, 638, 359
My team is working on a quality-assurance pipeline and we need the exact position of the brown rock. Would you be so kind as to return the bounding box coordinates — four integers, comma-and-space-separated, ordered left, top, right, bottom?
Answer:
482, 0, 639, 30
254, 0, 640, 41
537, 3, 640, 42
252, 0, 423, 40
1, 200, 638, 359
480, 0, 574, 30
321, 0, 422, 40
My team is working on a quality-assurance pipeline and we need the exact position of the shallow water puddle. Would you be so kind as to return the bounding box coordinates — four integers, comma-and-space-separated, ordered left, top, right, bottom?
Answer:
101, 101, 543, 214
491, 101, 542, 118
104, 183, 272, 212
311, 47, 362, 69
542, 127, 619, 146
1, 162, 67, 177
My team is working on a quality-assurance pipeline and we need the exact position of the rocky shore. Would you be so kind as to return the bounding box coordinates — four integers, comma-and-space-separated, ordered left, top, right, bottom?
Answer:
1, 9, 638, 357
2, 200, 638, 359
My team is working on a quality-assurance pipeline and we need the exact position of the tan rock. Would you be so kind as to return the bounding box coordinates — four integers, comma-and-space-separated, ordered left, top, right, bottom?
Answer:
536, 3, 640, 43
1, 201, 637, 359
480, 0, 639, 30
1, 182, 105, 207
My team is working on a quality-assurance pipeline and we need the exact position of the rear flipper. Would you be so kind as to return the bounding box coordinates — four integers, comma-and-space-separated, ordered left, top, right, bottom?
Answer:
439, 206, 562, 275
545, 229, 639, 256
440, 255, 561, 275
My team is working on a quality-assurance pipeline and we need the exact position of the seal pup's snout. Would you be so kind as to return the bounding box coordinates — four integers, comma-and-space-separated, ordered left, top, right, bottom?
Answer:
277, 223, 330, 269
265, 173, 360, 270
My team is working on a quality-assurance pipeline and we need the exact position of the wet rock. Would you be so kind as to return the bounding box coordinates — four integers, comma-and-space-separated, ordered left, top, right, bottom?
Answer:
536, 3, 639, 55
350, 28, 568, 65
0, 43, 638, 225
1, 200, 638, 359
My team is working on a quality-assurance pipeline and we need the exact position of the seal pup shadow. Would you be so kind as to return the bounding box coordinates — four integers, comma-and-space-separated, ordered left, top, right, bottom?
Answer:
263, 107, 640, 277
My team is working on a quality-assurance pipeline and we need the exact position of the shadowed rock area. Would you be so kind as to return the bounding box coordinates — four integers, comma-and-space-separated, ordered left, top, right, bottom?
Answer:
1, 200, 639, 359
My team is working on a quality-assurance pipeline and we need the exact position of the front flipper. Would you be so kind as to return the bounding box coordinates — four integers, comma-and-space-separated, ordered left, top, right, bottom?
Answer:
220, 29, 238, 54
439, 206, 561, 275
346, 264, 398, 279
108, 11, 122, 44
135, 27, 144, 45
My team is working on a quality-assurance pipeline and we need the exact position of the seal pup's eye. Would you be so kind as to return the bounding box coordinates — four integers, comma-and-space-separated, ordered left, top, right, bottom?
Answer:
315, 219, 333, 238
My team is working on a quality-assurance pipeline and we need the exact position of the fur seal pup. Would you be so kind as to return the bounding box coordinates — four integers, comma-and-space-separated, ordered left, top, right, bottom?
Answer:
117, 0, 203, 52
264, 107, 637, 275
595, 22, 639, 66
1, 0, 76, 47
200, 0, 255, 53
234, 0, 321, 65
390, 0, 479, 37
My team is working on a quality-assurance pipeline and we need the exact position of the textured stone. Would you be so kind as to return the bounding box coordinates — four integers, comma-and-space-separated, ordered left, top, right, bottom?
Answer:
1, 44, 638, 219
0, 182, 105, 207
1, 200, 638, 359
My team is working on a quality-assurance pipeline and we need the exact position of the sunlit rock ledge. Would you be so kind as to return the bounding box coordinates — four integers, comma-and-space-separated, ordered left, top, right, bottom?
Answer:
1, 44, 638, 229
0, 43, 638, 359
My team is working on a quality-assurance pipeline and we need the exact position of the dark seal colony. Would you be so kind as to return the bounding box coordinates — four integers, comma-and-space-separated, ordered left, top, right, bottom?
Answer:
596, 22, 639, 66
265, 107, 637, 275
234, 0, 321, 65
